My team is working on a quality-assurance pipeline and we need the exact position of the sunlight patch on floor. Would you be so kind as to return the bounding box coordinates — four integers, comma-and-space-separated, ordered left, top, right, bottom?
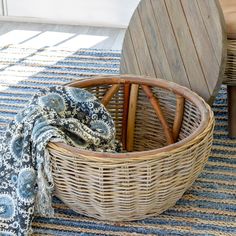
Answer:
0, 29, 110, 93
56, 34, 108, 48
21, 31, 75, 47
0, 30, 41, 45
0, 30, 109, 49
0, 44, 72, 93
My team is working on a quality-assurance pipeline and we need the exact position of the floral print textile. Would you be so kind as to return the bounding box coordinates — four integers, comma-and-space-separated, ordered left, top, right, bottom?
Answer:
0, 86, 119, 235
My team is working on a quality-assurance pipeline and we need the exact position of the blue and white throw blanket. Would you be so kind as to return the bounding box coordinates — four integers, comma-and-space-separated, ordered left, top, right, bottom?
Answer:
0, 86, 119, 235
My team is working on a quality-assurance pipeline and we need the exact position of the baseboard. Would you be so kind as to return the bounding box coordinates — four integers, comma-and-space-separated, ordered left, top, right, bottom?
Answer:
0, 16, 127, 28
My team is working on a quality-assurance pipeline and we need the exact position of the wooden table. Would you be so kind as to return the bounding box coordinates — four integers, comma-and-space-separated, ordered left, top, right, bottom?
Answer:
120, 0, 227, 105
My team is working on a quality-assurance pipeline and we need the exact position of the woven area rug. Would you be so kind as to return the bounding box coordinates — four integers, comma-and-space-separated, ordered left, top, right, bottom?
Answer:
0, 45, 235, 236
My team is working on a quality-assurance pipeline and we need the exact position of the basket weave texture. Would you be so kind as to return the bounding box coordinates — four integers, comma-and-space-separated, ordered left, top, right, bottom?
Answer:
224, 39, 236, 85
48, 75, 214, 221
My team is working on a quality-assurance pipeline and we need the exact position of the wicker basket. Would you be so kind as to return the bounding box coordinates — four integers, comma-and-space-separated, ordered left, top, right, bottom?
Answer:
224, 39, 236, 85
48, 75, 214, 221
223, 39, 236, 136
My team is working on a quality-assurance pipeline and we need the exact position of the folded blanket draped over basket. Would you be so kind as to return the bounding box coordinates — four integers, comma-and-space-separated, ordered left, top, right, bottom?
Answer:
0, 86, 119, 235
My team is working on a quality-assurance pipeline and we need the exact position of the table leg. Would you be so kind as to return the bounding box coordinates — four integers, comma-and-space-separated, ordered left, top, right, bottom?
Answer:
228, 85, 236, 138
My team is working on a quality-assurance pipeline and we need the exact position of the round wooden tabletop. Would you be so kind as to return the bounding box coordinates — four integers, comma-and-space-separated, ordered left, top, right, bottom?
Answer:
120, 0, 227, 104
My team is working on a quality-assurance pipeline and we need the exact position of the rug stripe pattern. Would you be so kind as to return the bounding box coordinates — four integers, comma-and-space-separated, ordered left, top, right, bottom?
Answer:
0, 45, 235, 236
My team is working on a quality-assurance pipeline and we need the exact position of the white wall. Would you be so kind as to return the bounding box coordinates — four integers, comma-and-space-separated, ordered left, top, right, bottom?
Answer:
0, 0, 4, 15
5, 0, 140, 27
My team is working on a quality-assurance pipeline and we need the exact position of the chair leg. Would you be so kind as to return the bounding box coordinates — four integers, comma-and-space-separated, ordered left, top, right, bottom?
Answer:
227, 85, 236, 138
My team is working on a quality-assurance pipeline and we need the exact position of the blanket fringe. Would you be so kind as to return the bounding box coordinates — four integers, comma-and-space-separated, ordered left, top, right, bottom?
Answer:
35, 149, 54, 216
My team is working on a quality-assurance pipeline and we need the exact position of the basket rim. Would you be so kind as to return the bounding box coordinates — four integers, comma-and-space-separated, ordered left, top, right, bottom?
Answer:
49, 74, 213, 159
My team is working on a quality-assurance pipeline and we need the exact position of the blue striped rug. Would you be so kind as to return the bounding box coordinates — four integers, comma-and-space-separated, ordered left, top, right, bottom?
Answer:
0, 45, 235, 236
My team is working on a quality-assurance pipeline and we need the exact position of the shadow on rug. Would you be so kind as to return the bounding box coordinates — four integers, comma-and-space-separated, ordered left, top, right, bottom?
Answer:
0, 45, 235, 236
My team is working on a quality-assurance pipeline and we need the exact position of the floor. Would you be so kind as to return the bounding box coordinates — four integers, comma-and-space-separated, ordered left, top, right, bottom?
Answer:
0, 21, 126, 50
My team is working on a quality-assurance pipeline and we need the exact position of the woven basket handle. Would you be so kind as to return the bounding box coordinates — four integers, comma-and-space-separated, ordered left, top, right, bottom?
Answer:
173, 95, 185, 142
101, 84, 120, 106
66, 76, 189, 150
141, 85, 174, 145
121, 84, 131, 149
126, 84, 139, 151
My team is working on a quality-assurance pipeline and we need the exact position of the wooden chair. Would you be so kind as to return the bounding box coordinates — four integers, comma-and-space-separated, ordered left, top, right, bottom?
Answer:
219, 0, 236, 137
120, 0, 228, 132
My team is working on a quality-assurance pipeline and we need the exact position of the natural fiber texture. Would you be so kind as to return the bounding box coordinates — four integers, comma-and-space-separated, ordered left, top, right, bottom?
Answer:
0, 85, 119, 235
224, 39, 236, 85
0, 45, 235, 235
49, 75, 214, 221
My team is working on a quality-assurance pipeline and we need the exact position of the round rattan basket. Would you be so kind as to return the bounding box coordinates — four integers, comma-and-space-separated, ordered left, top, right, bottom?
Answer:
224, 39, 236, 85
48, 75, 214, 221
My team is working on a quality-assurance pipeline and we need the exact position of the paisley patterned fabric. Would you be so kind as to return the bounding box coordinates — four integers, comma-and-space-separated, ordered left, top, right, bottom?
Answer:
0, 86, 119, 235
